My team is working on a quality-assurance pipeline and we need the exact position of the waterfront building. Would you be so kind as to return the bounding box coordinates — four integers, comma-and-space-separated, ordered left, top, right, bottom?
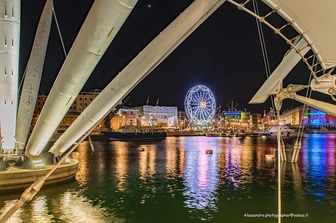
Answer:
280, 106, 304, 126
32, 99, 180, 132
178, 111, 189, 129
302, 109, 336, 128
110, 107, 142, 130
280, 106, 336, 127
141, 105, 178, 127
241, 111, 251, 124
251, 113, 262, 130
223, 110, 251, 130
109, 105, 178, 130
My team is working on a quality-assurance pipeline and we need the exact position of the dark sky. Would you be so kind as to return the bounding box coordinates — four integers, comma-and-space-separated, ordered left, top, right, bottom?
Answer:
20, 0, 311, 113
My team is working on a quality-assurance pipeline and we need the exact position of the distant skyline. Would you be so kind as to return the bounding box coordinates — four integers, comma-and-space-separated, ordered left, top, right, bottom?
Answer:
21, 0, 311, 112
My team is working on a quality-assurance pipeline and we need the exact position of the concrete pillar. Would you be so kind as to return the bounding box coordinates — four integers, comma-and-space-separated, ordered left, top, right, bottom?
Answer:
0, 0, 20, 152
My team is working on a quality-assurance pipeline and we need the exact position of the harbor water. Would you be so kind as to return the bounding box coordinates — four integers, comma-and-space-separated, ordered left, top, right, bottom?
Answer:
0, 135, 335, 223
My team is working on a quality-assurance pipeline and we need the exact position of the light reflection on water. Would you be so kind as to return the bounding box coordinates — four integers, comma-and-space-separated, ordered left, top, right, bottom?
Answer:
183, 137, 219, 211
0, 135, 335, 222
0, 190, 119, 223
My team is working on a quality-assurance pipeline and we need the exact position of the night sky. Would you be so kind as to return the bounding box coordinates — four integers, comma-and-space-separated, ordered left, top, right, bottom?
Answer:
20, 0, 312, 113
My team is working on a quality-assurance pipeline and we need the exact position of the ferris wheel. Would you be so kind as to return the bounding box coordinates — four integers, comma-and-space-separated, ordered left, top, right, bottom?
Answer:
184, 85, 216, 126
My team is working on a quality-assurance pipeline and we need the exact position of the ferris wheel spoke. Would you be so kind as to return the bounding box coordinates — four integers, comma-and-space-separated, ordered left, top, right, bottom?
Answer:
202, 92, 207, 102
203, 108, 210, 117
192, 106, 199, 111
201, 109, 207, 122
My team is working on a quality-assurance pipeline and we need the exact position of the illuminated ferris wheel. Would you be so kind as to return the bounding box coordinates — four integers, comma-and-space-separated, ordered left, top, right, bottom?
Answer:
184, 85, 216, 126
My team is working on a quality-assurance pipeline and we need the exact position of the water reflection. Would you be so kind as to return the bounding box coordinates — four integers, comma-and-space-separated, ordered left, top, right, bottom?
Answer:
183, 137, 219, 210
1, 135, 335, 223
58, 191, 112, 223
166, 138, 177, 177
72, 142, 90, 186
31, 196, 50, 222
114, 142, 129, 192
0, 190, 116, 223
139, 145, 157, 180
0, 199, 23, 223
301, 134, 336, 204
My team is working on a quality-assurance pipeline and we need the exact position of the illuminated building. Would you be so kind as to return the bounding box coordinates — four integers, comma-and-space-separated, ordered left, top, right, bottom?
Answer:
141, 105, 178, 127
280, 106, 304, 126
224, 110, 252, 130
251, 113, 262, 130
110, 108, 142, 130
302, 109, 336, 127
281, 106, 336, 127
177, 111, 188, 129
109, 105, 178, 130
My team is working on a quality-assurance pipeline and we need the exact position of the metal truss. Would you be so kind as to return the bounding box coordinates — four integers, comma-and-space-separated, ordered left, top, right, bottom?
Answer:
226, 0, 336, 82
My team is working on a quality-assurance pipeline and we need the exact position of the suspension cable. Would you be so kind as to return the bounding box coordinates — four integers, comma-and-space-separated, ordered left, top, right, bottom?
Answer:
18, 66, 28, 95
295, 55, 316, 146
252, 0, 275, 110
52, 7, 67, 58
19, 7, 66, 95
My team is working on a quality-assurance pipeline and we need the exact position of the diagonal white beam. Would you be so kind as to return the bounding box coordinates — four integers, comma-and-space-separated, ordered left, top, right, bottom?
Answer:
16, 0, 53, 153
49, 0, 227, 157
25, 0, 138, 157
289, 93, 336, 117
250, 38, 310, 104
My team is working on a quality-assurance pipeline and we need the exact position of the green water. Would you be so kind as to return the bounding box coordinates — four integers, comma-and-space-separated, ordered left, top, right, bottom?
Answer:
0, 135, 335, 222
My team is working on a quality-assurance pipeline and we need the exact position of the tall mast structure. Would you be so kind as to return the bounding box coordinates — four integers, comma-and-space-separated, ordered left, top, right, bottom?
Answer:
0, 0, 20, 153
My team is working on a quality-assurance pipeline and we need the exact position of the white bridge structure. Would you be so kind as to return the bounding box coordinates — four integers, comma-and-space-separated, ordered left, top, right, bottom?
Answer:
0, 0, 336, 222
0, 0, 334, 163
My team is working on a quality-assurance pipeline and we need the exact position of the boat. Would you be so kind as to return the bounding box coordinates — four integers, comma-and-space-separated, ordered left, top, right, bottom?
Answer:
102, 126, 167, 141
267, 125, 298, 138
246, 125, 298, 139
